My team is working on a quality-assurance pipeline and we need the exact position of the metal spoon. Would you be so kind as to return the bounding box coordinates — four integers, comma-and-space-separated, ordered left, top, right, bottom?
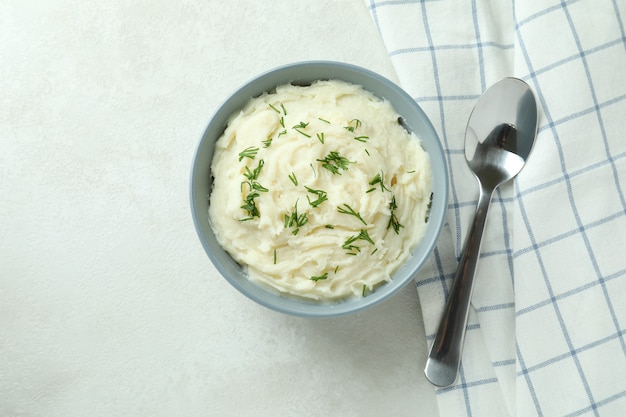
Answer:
423, 78, 538, 387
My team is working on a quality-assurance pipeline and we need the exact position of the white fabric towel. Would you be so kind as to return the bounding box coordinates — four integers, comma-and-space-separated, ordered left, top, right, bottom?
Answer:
366, 1, 626, 416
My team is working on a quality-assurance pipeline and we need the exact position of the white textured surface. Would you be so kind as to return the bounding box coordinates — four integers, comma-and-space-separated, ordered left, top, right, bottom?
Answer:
0, 1, 438, 416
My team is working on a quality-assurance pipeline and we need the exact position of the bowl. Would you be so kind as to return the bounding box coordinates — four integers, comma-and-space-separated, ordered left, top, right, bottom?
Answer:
190, 61, 448, 318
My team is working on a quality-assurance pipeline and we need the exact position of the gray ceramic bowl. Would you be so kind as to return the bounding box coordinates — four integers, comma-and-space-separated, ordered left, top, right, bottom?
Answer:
190, 61, 448, 317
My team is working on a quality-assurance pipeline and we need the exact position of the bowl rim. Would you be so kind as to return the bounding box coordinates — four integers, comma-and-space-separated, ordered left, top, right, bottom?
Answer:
190, 60, 449, 317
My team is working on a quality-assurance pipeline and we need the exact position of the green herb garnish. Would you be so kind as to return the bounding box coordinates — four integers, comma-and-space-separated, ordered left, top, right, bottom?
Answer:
342, 229, 374, 255
240, 159, 267, 220
318, 117, 331, 124
342, 235, 360, 255
269, 103, 287, 115
240, 191, 260, 220
288, 172, 298, 186
317, 151, 354, 175
305, 186, 328, 208
367, 172, 390, 193
243, 159, 264, 181
269, 104, 280, 114
262, 138, 272, 148
344, 119, 361, 132
240, 178, 268, 220
387, 195, 404, 234
353, 135, 369, 143
310, 272, 328, 282
425, 192, 433, 222
356, 229, 374, 245
337, 204, 367, 225
284, 201, 308, 235
316, 132, 325, 144
248, 181, 268, 192
292, 121, 311, 138
238, 146, 259, 162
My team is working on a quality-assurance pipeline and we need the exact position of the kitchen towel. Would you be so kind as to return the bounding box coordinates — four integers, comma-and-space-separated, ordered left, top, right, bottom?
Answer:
366, 1, 626, 416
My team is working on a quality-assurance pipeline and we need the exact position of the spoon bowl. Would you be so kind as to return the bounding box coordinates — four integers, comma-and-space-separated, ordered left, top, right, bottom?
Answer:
465, 81, 538, 186
424, 78, 538, 387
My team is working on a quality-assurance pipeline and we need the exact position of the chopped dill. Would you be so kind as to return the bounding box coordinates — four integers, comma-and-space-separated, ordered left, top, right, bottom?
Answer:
342, 235, 360, 255
368, 172, 390, 193
310, 272, 328, 282
240, 158, 268, 220
317, 151, 353, 175
243, 159, 264, 181
356, 229, 374, 245
240, 191, 260, 220
425, 192, 433, 222
292, 121, 311, 138
238, 146, 259, 162
284, 201, 308, 235
269, 102, 287, 115
288, 172, 298, 186
342, 229, 374, 255
337, 204, 367, 225
344, 119, 362, 132
305, 186, 328, 208
248, 181, 268, 192
387, 195, 404, 234
268, 104, 280, 114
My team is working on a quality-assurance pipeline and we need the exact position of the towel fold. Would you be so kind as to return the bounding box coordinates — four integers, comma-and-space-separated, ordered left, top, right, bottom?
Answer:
366, 1, 626, 415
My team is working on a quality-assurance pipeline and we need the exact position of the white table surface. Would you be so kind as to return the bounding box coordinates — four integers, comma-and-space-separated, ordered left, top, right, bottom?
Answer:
1, 1, 439, 415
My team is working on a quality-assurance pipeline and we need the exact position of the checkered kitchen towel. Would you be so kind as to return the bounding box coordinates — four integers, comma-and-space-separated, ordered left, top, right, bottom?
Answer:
366, 1, 626, 416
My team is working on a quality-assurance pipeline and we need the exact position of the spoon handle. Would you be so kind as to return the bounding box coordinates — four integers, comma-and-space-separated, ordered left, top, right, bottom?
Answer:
424, 183, 495, 387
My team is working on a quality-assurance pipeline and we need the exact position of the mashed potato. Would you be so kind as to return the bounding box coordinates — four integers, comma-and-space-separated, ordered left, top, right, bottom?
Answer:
209, 80, 432, 301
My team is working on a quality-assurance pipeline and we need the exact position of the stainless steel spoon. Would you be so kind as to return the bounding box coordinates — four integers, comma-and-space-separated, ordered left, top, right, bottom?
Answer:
424, 78, 538, 387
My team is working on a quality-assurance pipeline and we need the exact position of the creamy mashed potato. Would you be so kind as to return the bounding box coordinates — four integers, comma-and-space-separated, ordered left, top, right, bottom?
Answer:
209, 80, 432, 301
